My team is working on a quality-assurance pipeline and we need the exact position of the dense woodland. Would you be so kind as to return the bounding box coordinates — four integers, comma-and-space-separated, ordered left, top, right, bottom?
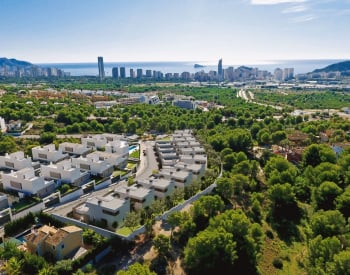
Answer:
1, 83, 350, 274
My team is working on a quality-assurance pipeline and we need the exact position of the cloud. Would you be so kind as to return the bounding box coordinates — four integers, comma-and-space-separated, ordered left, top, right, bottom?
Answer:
292, 14, 316, 22
282, 5, 307, 13
251, 0, 307, 5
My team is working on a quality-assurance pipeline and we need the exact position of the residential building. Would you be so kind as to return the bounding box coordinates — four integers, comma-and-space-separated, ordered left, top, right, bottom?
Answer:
136, 68, 143, 79
137, 178, 175, 199
158, 168, 193, 188
74, 195, 130, 229
41, 159, 90, 186
113, 185, 154, 210
274, 68, 283, 81
2, 167, 55, 198
120, 67, 126, 78
32, 144, 68, 164
130, 68, 135, 78
283, 68, 294, 81
0, 151, 36, 171
25, 225, 83, 260
218, 58, 223, 82
145, 70, 152, 77
174, 161, 205, 177
81, 134, 126, 150
92, 151, 128, 169
58, 142, 92, 157
112, 67, 118, 79
98, 56, 105, 80
173, 99, 196, 110
0, 116, 6, 133
71, 153, 114, 177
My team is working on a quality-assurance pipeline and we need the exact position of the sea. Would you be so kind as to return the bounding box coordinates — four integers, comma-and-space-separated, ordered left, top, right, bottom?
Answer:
38, 59, 345, 77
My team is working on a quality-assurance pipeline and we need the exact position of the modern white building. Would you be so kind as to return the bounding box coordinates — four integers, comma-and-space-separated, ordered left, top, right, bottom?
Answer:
0, 151, 35, 171
81, 134, 125, 150
71, 153, 114, 178
105, 140, 129, 156
58, 142, 92, 156
74, 195, 130, 229
41, 159, 90, 186
158, 168, 193, 188
32, 144, 68, 163
137, 178, 175, 199
2, 167, 55, 198
92, 151, 128, 169
113, 185, 154, 210
0, 116, 6, 133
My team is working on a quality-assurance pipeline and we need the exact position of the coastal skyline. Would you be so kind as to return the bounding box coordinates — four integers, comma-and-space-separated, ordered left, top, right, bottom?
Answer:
1, 0, 350, 64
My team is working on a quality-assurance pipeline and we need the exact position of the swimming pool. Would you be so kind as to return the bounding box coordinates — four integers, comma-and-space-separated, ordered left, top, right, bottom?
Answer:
129, 145, 139, 154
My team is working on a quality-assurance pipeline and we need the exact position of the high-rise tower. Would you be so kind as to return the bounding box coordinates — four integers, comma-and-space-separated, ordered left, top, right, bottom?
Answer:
98, 56, 105, 79
218, 58, 223, 82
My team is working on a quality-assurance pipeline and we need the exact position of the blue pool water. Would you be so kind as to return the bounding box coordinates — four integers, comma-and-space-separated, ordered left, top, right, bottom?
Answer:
129, 145, 139, 154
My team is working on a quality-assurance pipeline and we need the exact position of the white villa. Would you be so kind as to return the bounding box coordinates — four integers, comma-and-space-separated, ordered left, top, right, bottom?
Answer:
58, 142, 92, 156
113, 185, 154, 210
32, 144, 68, 164
2, 167, 55, 198
0, 151, 37, 171
73, 195, 130, 229
71, 153, 114, 178
41, 159, 90, 186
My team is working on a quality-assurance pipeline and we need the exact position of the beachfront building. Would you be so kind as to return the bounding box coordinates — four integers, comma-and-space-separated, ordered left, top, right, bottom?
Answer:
1, 167, 55, 198
32, 144, 68, 164
25, 225, 83, 260
41, 159, 90, 187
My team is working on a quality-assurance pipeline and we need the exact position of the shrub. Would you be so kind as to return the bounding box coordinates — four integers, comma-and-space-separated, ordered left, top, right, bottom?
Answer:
273, 258, 283, 269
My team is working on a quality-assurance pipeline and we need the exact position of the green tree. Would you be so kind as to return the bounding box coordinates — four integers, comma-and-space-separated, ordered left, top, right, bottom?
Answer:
153, 234, 170, 257
310, 210, 346, 238
328, 250, 350, 275
336, 188, 350, 218
302, 144, 336, 168
117, 262, 156, 275
123, 211, 141, 231
184, 229, 237, 274
312, 181, 342, 210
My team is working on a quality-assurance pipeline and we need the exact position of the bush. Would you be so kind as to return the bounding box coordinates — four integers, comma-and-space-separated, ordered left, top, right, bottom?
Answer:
273, 258, 283, 269
5, 212, 35, 237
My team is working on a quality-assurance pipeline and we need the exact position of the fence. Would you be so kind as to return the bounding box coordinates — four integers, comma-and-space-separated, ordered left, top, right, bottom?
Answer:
60, 188, 84, 204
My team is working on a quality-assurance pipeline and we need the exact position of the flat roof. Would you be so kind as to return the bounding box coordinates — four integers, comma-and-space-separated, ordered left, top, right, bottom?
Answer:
87, 195, 126, 210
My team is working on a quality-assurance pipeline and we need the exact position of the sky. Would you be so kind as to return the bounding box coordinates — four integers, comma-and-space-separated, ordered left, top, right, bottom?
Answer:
1, 0, 350, 64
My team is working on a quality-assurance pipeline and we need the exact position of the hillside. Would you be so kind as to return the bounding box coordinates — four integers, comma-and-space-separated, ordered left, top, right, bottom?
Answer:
0, 57, 33, 68
313, 60, 350, 73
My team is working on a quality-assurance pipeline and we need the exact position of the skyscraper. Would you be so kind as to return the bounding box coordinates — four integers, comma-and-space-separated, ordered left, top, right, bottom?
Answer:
97, 56, 105, 79
112, 67, 118, 79
218, 58, 223, 82
120, 67, 126, 78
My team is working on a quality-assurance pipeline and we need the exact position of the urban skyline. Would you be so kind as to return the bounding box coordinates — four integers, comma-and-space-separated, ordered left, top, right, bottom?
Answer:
1, 0, 350, 63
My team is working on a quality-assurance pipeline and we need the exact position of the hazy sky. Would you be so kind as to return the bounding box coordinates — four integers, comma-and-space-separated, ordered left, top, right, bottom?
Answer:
1, 0, 349, 64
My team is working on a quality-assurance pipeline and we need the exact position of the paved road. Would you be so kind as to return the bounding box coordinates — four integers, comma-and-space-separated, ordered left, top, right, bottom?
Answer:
136, 141, 158, 180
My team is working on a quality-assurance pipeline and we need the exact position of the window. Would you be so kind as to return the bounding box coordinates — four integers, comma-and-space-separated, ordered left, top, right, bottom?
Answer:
102, 209, 119, 216
10, 181, 22, 190
61, 244, 64, 249
38, 153, 47, 159
5, 162, 14, 168
50, 172, 61, 179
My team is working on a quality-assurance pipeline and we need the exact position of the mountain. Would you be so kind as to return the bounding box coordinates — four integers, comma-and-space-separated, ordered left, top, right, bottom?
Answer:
313, 60, 350, 73
0, 58, 33, 68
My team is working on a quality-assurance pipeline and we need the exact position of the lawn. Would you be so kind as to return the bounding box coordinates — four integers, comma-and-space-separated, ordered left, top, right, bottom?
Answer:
12, 197, 40, 213
116, 227, 134, 236
130, 149, 140, 159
